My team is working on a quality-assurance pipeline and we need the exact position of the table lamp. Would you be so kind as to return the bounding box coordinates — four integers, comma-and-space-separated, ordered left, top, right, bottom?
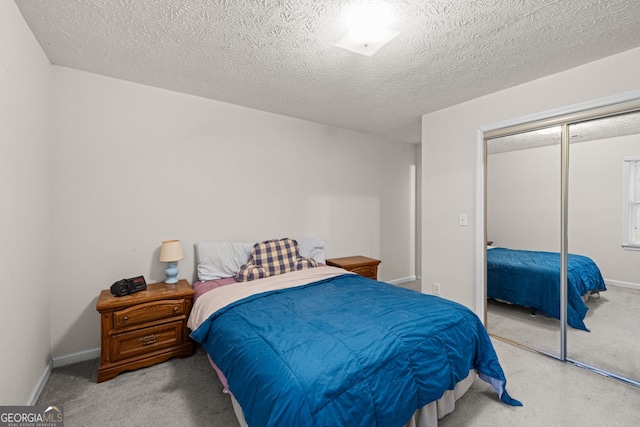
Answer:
159, 240, 184, 284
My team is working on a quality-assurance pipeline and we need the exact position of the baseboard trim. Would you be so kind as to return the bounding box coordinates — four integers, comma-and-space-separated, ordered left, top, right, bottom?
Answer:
27, 360, 52, 405
52, 348, 101, 369
387, 275, 417, 285
30, 348, 101, 405
605, 279, 640, 291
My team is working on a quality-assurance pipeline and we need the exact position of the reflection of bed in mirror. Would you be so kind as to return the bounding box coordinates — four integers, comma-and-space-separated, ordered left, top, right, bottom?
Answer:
487, 247, 607, 331
188, 239, 521, 427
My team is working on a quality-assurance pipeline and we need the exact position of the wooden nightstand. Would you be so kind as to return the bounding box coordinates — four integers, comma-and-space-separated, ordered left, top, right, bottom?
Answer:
95, 279, 195, 382
326, 256, 381, 280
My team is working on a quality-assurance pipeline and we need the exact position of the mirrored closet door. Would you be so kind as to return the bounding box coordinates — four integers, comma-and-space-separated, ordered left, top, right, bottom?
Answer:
566, 111, 640, 384
483, 99, 640, 387
486, 126, 562, 357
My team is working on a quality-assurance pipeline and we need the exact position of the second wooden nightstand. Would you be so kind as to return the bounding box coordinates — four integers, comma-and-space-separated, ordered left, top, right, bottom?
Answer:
326, 256, 381, 280
95, 279, 195, 382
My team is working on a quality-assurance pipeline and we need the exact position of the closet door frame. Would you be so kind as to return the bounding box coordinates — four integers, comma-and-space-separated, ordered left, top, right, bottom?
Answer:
476, 90, 640, 369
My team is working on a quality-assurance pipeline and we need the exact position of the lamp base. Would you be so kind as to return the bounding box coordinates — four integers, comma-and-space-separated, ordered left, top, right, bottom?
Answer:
164, 262, 179, 284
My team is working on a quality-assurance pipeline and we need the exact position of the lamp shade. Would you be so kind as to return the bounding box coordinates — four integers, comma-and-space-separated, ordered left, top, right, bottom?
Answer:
159, 240, 184, 262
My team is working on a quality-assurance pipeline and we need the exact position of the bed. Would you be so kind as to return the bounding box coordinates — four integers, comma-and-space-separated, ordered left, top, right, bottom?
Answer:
487, 247, 607, 331
188, 239, 521, 427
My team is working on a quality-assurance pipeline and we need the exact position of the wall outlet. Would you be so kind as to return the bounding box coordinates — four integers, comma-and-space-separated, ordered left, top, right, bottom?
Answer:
433, 282, 441, 295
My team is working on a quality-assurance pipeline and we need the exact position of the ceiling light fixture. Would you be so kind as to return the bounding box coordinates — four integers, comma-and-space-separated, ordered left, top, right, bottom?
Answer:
335, 1, 399, 57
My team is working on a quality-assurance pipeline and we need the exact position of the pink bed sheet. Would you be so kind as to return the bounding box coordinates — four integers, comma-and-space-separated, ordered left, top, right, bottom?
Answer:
192, 277, 239, 302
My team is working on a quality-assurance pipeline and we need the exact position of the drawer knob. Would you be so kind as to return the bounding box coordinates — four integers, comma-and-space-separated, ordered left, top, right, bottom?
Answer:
139, 334, 159, 346
173, 306, 178, 312
123, 316, 129, 322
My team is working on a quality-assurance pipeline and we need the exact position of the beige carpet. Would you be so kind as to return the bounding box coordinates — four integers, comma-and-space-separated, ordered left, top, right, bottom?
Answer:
439, 339, 640, 427
487, 284, 640, 384
37, 347, 239, 426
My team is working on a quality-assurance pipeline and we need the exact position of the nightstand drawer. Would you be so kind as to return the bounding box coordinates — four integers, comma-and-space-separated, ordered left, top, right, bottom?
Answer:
111, 321, 183, 362
350, 265, 378, 279
113, 299, 186, 328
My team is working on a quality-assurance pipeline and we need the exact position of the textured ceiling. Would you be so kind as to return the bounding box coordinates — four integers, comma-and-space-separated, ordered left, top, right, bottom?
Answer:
14, 0, 640, 143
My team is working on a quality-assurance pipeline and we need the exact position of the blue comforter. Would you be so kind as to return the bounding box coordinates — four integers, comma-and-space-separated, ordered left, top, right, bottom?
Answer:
487, 248, 606, 331
191, 273, 520, 427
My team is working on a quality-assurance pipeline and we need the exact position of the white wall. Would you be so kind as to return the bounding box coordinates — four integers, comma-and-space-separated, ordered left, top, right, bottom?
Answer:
422, 47, 640, 309
50, 66, 416, 358
0, 1, 52, 405
488, 135, 640, 285
488, 144, 561, 252
569, 136, 640, 284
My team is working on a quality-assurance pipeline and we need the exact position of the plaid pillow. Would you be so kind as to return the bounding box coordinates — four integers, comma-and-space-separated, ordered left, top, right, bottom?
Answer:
236, 238, 318, 282
236, 264, 268, 282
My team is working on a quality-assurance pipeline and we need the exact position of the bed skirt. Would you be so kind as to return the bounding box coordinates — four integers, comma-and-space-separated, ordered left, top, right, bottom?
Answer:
227, 370, 476, 427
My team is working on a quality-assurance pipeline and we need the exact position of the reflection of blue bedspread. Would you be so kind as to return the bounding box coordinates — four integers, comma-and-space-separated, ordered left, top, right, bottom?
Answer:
191, 274, 520, 427
487, 248, 606, 331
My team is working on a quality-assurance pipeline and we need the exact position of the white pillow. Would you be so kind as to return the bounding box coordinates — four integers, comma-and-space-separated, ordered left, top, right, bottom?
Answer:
297, 237, 325, 264
196, 242, 252, 281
